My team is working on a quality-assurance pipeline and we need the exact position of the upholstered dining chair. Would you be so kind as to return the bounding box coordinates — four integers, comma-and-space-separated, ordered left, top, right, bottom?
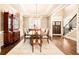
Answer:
42, 28, 50, 44
23, 28, 31, 43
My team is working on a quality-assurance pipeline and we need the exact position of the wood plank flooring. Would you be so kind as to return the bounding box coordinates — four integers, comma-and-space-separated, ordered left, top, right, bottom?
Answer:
0, 36, 78, 55
52, 36, 78, 55
0, 36, 23, 55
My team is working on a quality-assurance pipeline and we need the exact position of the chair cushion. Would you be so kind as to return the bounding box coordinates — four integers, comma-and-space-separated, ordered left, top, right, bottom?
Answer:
25, 36, 30, 38
43, 36, 48, 38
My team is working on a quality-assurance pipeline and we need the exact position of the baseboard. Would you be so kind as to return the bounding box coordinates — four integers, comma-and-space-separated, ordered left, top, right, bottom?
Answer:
64, 36, 76, 42
77, 46, 79, 53
20, 35, 24, 40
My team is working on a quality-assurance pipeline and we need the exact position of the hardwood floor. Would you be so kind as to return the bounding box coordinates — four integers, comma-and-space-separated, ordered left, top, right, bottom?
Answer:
0, 36, 78, 55
52, 36, 78, 55
0, 40, 21, 55
0, 36, 23, 55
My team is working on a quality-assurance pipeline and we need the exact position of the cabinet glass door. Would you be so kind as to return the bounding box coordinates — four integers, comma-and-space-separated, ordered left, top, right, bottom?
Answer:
13, 18, 19, 30
8, 18, 11, 30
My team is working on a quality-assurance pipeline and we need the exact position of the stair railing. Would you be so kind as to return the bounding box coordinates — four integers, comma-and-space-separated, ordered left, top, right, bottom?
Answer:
63, 14, 77, 35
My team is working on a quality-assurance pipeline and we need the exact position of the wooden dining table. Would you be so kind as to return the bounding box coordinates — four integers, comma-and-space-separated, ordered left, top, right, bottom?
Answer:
28, 29, 42, 52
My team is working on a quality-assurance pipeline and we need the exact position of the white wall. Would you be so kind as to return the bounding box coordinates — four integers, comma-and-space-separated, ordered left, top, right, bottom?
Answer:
64, 5, 77, 41
49, 8, 64, 37
64, 5, 77, 26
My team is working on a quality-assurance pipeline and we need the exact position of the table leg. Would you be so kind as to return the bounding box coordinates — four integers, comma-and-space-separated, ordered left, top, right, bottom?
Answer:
47, 38, 49, 44
40, 44, 42, 52
32, 45, 34, 52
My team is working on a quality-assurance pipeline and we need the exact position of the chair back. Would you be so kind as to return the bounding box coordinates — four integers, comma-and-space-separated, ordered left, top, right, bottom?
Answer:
23, 28, 27, 36
47, 30, 49, 36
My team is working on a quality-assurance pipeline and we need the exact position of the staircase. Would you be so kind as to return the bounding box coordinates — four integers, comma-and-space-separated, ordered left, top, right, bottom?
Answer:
63, 14, 77, 41
64, 28, 77, 41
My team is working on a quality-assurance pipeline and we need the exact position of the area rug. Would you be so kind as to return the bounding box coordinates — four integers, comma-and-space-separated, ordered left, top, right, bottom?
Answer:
7, 39, 64, 55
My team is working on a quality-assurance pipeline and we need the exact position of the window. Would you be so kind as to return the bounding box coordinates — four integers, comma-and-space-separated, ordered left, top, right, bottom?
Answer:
29, 18, 41, 29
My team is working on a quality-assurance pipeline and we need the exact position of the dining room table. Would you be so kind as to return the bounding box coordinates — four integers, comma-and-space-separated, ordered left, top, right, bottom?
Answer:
27, 28, 42, 52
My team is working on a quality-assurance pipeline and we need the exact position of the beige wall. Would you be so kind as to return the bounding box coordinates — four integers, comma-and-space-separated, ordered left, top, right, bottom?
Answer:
48, 16, 52, 37
0, 4, 24, 37
0, 31, 3, 46
0, 4, 16, 40
0, 4, 17, 52
20, 14, 24, 37
23, 17, 29, 29
0, 12, 1, 31
0, 5, 24, 51
49, 8, 64, 37
77, 26, 79, 53
64, 5, 77, 41
16, 12, 24, 37
0, 4, 16, 31
64, 5, 77, 26
77, 5, 79, 53
23, 16, 48, 29
64, 5, 77, 17
41, 17, 48, 29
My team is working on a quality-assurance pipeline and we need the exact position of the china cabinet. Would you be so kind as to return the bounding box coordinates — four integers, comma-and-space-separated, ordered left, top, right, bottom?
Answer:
4, 12, 20, 45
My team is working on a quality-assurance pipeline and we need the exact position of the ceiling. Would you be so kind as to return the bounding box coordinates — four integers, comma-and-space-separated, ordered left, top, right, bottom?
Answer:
10, 4, 61, 17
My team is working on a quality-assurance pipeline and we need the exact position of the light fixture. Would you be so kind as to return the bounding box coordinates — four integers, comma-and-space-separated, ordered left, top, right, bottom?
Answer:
36, 4, 37, 17
34, 4, 38, 28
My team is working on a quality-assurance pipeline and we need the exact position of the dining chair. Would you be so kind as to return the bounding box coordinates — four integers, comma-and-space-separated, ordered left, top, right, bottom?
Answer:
42, 29, 50, 44
23, 28, 31, 43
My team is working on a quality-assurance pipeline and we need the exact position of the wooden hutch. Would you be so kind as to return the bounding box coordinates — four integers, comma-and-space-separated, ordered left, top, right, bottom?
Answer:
4, 12, 20, 45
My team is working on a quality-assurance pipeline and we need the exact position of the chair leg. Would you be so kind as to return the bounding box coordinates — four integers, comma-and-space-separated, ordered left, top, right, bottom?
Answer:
24, 37, 26, 43
32, 45, 34, 52
47, 38, 49, 44
49, 36, 52, 41
40, 45, 42, 52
